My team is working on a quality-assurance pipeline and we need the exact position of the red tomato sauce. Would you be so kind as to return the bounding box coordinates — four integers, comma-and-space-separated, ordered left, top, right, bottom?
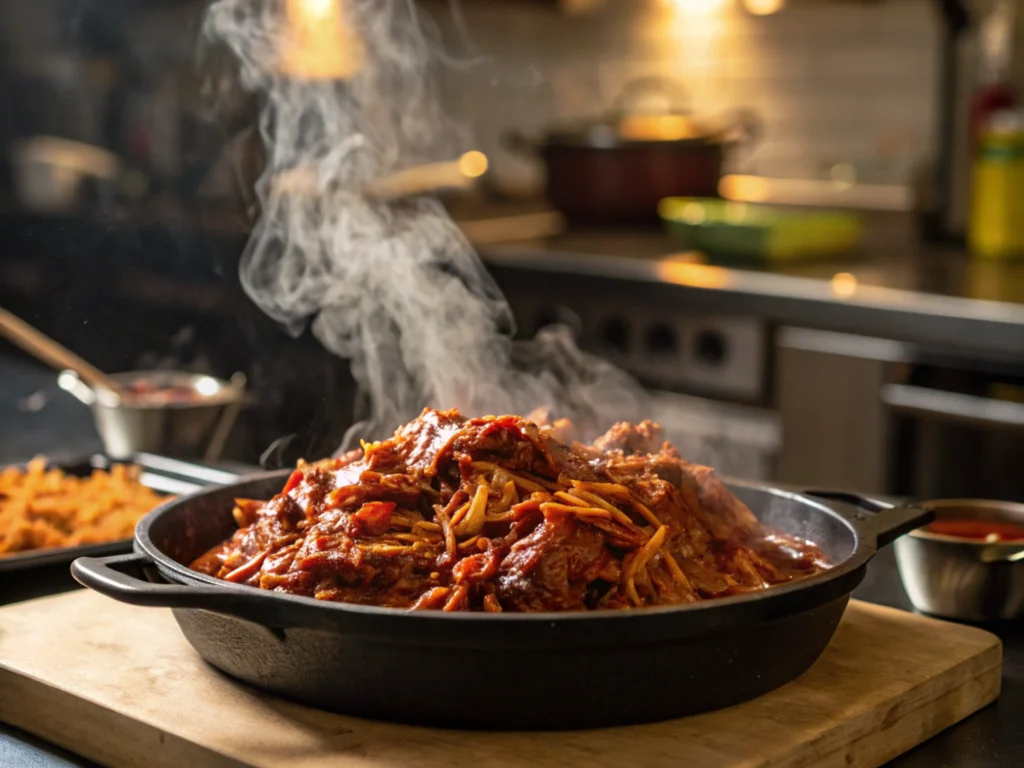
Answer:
926, 519, 1024, 542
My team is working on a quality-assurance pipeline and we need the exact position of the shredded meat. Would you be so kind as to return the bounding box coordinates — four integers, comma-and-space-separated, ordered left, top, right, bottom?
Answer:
191, 409, 828, 611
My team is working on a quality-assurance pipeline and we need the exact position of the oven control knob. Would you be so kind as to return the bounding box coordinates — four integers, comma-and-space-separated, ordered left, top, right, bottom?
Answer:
534, 306, 584, 340
695, 330, 728, 365
534, 309, 559, 334
645, 323, 678, 356
600, 317, 630, 354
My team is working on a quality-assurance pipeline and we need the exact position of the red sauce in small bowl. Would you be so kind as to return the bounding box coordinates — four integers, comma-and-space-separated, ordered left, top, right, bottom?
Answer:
122, 380, 218, 409
926, 519, 1024, 542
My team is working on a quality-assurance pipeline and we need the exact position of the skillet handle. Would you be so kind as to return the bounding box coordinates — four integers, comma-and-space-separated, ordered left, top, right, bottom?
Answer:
71, 553, 320, 630
803, 490, 934, 549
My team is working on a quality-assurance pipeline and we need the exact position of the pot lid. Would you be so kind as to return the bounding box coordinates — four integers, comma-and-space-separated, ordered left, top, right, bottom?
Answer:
618, 113, 711, 142
538, 77, 751, 148
541, 114, 749, 148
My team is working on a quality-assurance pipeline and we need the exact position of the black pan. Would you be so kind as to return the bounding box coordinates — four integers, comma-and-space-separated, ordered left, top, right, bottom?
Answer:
71, 471, 932, 730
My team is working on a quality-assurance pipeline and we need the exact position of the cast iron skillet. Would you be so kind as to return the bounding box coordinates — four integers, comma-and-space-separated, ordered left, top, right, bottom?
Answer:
71, 471, 932, 730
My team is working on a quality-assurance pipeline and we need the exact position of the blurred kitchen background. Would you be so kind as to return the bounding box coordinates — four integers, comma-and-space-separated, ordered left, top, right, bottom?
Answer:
3, 0, 1024, 501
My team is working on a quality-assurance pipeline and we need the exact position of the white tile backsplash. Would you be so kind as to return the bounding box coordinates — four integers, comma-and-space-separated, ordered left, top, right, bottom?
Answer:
432, 0, 941, 191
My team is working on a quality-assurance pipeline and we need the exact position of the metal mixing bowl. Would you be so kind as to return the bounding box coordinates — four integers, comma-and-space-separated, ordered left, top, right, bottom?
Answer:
894, 499, 1024, 621
58, 369, 248, 461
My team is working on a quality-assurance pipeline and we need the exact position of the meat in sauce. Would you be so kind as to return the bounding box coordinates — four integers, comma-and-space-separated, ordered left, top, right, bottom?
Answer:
190, 409, 828, 611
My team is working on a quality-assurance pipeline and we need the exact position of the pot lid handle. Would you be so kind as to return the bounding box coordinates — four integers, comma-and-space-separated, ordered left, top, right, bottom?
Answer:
611, 76, 692, 118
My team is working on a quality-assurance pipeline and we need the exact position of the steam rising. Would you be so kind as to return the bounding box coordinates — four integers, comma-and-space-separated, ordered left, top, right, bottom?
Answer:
204, 0, 644, 446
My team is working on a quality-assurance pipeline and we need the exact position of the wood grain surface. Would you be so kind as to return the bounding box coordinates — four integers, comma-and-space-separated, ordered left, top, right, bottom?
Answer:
0, 591, 1003, 768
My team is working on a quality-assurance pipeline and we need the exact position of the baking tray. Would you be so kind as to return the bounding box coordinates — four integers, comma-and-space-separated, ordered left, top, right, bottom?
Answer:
0, 453, 242, 574
659, 197, 863, 263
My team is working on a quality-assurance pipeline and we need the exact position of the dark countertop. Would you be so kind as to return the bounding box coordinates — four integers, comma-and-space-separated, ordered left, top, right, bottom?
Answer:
6, 208, 1024, 367
1, 355, 1022, 767
0, 352, 104, 465
474, 210, 1024, 360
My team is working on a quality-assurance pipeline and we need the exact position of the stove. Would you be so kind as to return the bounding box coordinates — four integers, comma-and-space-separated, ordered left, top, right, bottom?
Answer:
0, 202, 779, 479
462, 212, 779, 480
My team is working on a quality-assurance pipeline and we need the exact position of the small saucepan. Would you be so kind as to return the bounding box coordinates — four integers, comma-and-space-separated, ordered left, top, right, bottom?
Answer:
58, 369, 249, 461
895, 499, 1024, 621
504, 77, 760, 224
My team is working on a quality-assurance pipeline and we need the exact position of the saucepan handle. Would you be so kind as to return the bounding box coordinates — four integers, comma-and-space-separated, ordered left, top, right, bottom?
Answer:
731, 108, 762, 150
803, 490, 934, 549
502, 130, 541, 156
71, 553, 333, 631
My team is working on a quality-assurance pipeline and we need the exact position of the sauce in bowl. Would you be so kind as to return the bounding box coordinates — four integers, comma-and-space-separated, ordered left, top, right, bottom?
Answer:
926, 519, 1024, 543
121, 376, 225, 406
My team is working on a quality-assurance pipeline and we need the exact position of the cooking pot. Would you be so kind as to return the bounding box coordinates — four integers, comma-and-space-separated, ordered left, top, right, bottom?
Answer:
58, 369, 249, 461
505, 77, 760, 223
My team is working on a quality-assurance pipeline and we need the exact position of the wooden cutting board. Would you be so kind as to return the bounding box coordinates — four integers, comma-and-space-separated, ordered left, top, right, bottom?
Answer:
0, 591, 1002, 768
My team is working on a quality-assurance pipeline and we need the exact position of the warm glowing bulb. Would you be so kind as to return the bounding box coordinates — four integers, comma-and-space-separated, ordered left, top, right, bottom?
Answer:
656, 261, 731, 289
719, 174, 771, 202
283, 0, 363, 79
458, 151, 489, 178
831, 272, 858, 298
302, 0, 335, 19
662, 0, 731, 16
742, 0, 784, 15
194, 377, 221, 397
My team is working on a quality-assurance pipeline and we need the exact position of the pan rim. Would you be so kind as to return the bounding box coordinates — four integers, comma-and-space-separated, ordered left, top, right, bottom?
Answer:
132, 470, 872, 625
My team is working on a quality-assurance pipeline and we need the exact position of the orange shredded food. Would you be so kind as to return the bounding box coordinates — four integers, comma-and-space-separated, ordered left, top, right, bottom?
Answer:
0, 458, 168, 555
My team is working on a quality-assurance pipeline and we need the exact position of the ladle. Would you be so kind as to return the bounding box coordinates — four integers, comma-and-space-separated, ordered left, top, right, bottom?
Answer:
0, 306, 127, 400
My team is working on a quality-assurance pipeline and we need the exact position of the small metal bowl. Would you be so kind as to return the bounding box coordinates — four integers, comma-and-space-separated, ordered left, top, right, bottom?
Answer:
894, 499, 1024, 621
58, 369, 248, 461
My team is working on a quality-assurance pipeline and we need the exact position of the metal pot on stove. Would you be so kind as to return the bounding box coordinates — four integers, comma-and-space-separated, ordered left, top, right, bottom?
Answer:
504, 77, 761, 224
